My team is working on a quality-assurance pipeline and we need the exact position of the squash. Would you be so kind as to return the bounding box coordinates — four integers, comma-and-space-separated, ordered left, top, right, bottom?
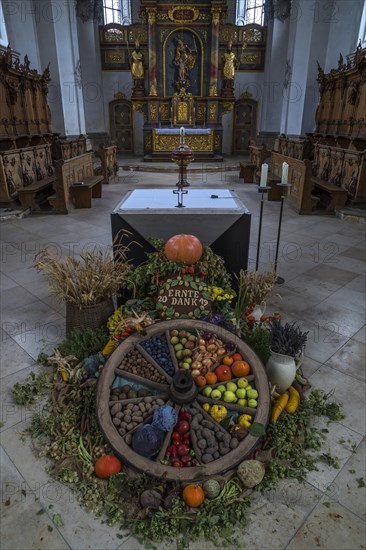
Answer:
271, 392, 289, 423
285, 386, 301, 413
182, 484, 205, 507
164, 234, 203, 264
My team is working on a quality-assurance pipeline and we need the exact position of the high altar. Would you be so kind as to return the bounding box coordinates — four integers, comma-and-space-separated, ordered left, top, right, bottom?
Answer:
99, 1, 266, 161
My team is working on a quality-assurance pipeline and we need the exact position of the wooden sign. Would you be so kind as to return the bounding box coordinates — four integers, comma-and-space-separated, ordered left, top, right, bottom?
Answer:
156, 276, 211, 319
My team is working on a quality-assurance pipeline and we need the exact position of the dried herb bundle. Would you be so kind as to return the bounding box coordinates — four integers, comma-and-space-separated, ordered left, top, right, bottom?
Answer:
270, 320, 308, 357
34, 241, 131, 307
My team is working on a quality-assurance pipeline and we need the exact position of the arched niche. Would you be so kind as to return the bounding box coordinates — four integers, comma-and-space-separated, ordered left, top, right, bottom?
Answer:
163, 28, 204, 98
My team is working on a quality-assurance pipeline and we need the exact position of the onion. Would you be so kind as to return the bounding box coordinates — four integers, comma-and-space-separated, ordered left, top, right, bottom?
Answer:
202, 358, 213, 368
199, 345, 206, 352
217, 347, 226, 356
206, 344, 217, 352
191, 369, 201, 378
198, 339, 206, 346
191, 361, 202, 370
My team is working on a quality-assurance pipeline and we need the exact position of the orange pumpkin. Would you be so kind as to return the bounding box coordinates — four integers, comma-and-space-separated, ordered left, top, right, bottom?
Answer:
231, 353, 243, 362
164, 234, 203, 264
232, 360, 251, 377
205, 372, 218, 385
182, 484, 205, 508
215, 364, 232, 382
95, 455, 122, 479
195, 375, 207, 387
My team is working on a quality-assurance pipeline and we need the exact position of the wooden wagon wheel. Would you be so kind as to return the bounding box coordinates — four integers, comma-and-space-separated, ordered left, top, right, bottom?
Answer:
96, 320, 270, 482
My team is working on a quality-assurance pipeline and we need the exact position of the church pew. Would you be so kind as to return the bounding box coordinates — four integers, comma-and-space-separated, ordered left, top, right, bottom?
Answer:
239, 145, 269, 183
0, 144, 56, 210
94, 144, 118, 184
311, 144, 366, 211
270, 152, 320, 213
50, 151, 103, 212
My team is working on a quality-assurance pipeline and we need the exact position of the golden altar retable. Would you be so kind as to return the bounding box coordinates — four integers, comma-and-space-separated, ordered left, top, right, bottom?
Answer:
152, 129, 214, 153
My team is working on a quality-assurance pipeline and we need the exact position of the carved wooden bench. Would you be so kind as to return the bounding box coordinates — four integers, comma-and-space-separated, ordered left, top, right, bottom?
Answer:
94, 144, 118, 184
311, 178, 348, 212
271, 152, 320, 213
312, 144, 366, 211
239, 145, 269, 183
50, 151, 103, 212
0, 144, 56, 210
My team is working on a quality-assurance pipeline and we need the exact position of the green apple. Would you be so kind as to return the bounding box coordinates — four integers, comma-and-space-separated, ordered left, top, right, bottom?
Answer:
226, 382, 238, 393
223, 390, 236, 403
217, 385, 226, 394
248, 398, 258, 408
203, 386, 213, 397
184, 357, 192, 365
236, 388, 246, 399
180, 338, 187, 345
183, 349, 192, 357
247, 389, 259, 400
237, 398, 247, 406
174, 343, 183, 351
176, 350, 183, 360
211, 389, 222, 400
170, 336, 179, 345
237, 378, 249, 389
182, 362, 191, 370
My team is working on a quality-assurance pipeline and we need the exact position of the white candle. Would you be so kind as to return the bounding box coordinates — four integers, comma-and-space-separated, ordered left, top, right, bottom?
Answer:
180, 126, 185, 145
281, 162, 289, 184
260, 163, 268, 187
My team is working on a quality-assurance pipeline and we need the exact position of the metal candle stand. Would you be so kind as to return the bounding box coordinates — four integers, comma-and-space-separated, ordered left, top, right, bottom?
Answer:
255, 185, 271, 270
274, 182, 292, 284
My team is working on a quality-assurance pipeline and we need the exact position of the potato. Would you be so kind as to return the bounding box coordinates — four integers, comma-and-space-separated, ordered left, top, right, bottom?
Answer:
197, 439, 207, 449
202, 453, 214, 463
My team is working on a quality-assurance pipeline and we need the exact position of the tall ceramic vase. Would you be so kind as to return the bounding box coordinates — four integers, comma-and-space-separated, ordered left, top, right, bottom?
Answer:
266, 349, 297, 392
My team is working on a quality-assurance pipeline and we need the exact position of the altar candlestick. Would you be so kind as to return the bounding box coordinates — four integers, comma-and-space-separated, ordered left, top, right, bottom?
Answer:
281, 162, 289, 184
260, 163, 268, 187
180, 126, 185, 145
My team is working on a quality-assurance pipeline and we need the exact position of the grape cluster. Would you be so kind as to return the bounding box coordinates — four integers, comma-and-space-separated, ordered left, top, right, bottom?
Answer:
140, 336, 175, 376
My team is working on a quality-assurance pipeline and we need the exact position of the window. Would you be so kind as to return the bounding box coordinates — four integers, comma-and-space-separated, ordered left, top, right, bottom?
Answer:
0, 0, 9, 47
236, 0, 265, 26
103, 0, 131, 25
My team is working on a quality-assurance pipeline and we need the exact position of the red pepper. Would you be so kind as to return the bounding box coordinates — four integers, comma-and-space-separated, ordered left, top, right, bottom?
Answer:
165, 445, 173, 458
171, 445, 178, 459
171, 459, 183, 467
179, 409, 189, 421
181, 454, 192, 464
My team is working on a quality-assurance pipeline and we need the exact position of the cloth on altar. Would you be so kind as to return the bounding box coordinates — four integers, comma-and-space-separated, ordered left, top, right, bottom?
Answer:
155, 128, 211, 135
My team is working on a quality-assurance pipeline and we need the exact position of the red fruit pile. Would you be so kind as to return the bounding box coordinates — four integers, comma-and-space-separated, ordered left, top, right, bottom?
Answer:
162, 408, 198, 468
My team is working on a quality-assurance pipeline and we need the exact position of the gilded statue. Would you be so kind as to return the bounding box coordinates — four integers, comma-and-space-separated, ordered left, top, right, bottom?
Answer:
130, 41, 144, 83
173, 38, 196, 87
222, 41, 238, 82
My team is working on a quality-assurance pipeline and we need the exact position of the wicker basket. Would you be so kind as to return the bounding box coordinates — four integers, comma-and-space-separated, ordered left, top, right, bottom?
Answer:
66, 299, 114, 334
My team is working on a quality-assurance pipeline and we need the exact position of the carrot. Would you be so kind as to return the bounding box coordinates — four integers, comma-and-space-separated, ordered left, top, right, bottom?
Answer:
285, 386, 301, 413
271, 392, 289, 422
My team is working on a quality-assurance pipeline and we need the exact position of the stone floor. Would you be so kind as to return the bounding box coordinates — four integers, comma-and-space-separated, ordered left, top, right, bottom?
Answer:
0, 164, 365, 550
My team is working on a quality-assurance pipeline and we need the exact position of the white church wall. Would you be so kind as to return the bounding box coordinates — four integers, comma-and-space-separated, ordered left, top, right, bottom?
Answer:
77, 18, 106, 135
2, 0, 40, 69
325, 0, 364, 72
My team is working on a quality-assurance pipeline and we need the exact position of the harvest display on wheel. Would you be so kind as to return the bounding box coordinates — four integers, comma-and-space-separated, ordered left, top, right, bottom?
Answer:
96, 319, 271, 481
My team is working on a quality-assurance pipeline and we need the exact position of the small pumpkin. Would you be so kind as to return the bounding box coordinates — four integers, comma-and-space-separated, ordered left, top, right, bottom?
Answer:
202, 479, 221, 499
232, 360, 251, 377
215, 364, 232, 382
94, 455, 122, 479
164, 234, 203, 264
182, 484, 205, 508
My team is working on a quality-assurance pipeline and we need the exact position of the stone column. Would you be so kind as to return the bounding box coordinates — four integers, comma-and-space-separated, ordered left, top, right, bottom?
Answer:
146, 8, 157, 97
209, 8, 220, 97
35, 0, 86, 136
